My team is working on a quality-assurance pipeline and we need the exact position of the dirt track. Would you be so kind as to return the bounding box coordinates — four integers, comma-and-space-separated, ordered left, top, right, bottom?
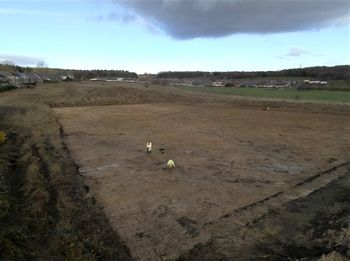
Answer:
55, 102, 350, 261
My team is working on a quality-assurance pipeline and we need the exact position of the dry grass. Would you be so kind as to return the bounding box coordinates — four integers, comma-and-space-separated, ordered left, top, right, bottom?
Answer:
0, 84, 134, 260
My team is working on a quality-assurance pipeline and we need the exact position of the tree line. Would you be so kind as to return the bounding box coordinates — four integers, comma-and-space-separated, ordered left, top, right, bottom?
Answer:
1, 62, 348, 81
157, 65, 350, 80
0, 63, 137, 80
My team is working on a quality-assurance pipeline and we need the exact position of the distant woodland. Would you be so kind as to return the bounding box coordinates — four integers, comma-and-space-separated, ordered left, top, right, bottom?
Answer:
157, 65, 350, 80
0, 63, 138, 80
0, 63, 349, 81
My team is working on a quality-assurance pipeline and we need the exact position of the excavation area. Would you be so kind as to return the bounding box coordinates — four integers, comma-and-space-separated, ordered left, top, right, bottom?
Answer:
54, 103, 349, 261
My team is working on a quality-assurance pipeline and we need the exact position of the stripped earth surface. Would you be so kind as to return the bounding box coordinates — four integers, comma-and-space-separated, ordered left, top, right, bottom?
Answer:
54, 103, 350, 261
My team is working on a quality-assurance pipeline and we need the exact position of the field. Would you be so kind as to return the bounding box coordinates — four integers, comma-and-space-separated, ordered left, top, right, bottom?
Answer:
176, 85, 350, 103
55, 101, 349, 260
1, 81, 349, 260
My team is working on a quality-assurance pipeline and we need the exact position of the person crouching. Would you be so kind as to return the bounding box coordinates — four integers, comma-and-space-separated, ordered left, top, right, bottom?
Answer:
166, 159, 175, 169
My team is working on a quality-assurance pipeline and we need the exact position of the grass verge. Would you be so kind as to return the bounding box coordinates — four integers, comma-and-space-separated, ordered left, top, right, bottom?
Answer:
176, 86, 350, 103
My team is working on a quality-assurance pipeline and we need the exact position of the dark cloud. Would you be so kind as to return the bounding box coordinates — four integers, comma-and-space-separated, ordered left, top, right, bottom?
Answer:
0, 54, 44, 66
112, 0, 349, 39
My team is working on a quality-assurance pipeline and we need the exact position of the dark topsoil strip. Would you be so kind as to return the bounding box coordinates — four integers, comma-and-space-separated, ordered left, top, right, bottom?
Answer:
179, 169, 350, 261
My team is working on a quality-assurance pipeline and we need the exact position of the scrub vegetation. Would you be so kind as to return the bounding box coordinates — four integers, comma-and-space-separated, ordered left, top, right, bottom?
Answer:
0, 92, 132, 260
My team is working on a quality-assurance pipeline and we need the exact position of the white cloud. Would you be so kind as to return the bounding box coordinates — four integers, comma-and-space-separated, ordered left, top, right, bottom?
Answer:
0, 54, 45, 66
286, 48, 308, 57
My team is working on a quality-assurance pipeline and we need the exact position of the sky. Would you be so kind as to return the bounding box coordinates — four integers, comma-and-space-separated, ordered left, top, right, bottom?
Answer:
0, 0, 349, 74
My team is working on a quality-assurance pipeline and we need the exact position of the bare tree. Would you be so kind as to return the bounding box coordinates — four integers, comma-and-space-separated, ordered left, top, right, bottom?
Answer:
37, 60, 48, 68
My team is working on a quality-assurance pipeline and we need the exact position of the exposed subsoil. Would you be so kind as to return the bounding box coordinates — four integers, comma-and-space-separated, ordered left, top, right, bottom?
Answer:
54, 101, 349, 261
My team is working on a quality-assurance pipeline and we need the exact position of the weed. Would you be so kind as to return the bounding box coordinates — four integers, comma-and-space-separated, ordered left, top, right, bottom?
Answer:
0, 131, 6, 144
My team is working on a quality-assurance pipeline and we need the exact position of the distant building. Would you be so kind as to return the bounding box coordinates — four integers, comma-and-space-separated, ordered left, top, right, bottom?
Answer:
0, 71, 18, 86
0, 72, 10, 86
212, 81, 225, 87
61, 75, 74, 81
304, 79, 327, 85
40, 73, 60, 83
29, 73, 44, 84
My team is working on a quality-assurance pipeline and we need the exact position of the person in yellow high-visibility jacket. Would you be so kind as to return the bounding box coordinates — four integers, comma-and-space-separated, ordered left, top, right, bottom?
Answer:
166, 159, 175, 168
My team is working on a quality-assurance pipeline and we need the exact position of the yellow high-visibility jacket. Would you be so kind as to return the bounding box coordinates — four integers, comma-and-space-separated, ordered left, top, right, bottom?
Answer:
167, 159, 175, 168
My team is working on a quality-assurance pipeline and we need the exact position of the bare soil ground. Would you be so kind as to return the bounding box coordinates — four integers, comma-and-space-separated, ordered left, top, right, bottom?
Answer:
54, 102, 349, 261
